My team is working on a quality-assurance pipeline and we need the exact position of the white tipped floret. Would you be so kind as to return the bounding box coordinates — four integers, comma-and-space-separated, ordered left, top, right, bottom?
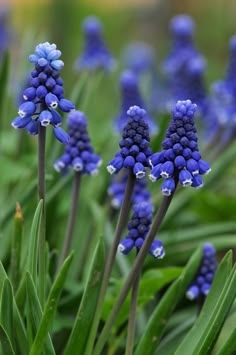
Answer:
107, 165, 116, 174
118, 244, 125, 253
136, 171, 145, 179
149, 174, 157, 182
161, 188, 172, 196
54, 161, 65, 172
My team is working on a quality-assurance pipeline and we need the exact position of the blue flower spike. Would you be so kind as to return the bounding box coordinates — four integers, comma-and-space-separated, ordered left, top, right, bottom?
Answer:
108, 105, 152, 178
11, 42, 75, 143
114, 70, 157, 134
149, 100, 211, 195
54, 110, 102, 175
75, 16, 115, 72
163, 15, 207, 113
123, 41, 155, 75
186, 243, 217, 300
108, 173, 151, 209
118, 202, 165, 258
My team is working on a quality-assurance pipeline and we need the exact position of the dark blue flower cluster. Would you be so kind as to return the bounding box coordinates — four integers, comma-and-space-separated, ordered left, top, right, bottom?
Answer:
54, 110, 101, 175
75, 16, 115, 72
118, 202, 165, 258
186, 243, 217, 300
163, 15, 207, 112
108, 105, 152, 178
108, 173, 151, 209
114, 71, 157, 134
149, 100, 211, 195
123, 42, 155, 76
11, 42, 75, 143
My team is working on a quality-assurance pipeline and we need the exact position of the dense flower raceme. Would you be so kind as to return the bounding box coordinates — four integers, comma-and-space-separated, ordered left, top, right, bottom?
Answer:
114, 71, 157, 134
186, 243, 217, 300
75, 16, 115, 71
0, 8, 10, 57
163, 15, 207, 112
11, 42, 75, 143
149, 100, 211, 195
212, 35, 236, 126
123, 41, 155, 75
108, 173, 151, 209
54, 110, 101, 175
108, 105, 152, 178
118, 202, 165, 258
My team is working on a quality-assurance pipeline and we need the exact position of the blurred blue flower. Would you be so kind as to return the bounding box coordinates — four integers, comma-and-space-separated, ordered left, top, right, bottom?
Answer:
118, 202, 165, 258
149, 100, 211, 195
186, 243, 217, 300
163, 15, 207, 112
212, 35, 236, 127
108, 105, 152, 178
114, 70, 157, 134
123, 41, 155, 75
54, 110, 102, 175
75, 16, 115, 72
11, 42, 75, 143
108, 173, 151, 209
0, 7, 10, 57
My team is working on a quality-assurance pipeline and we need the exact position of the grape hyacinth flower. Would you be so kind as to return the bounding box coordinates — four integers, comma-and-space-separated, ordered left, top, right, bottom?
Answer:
118, 202, 165, 258
0, 7, 10, 58
54, 110, 101, 175
163, 15, 207, 112
149, 100, 211, 195
123, 41, 155, 76
114, 71, 157, 134
108, 173, 151, 209
108, 105, 152, 179
212, 36, 236, 127
11, 42, 75, 143
186, 243, 217, 300
75, 16, 115, 72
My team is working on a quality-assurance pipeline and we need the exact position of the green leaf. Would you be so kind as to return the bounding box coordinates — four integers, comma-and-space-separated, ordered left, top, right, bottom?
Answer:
27, 200, 43, 283
0, 324, 15, 355
1, 278, 15, 350
102, 267, 182, 327
174, 251, 236, 355
0, 51, 9, 134
135, 247, 202, 355
25, 272, 55, 355
213, 311, 236, 355
64, 238, 105, 355
10, 203, 24, 291
29, 252, 74, 355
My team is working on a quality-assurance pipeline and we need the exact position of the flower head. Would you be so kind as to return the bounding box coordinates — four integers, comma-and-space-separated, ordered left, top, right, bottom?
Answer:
118, 202, 165, 258
108, 105, 152, 178
123, 41, 155, 75
11, 42, 75, 143
54, 110, 101, 175
186, 243, 217, 300
114, 70, 157, 134
149, 100, 211, 194
163, 15, 207, 112
75, 16, 115, 72
212, 35, 236, 127
108, 173, 151, 209
0, 7, 10, 57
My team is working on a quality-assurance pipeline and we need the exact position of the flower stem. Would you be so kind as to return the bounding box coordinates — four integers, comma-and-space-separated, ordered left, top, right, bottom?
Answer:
93, 192, 175, 355
38, 125, 46, 306
85, 170, 135, 355
58, 171, 81, 269
125, 263, 141, 355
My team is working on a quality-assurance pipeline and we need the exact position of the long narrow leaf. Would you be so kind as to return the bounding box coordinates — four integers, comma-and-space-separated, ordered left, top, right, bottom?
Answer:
175, 251, 235, 355
26, 273, 55, 355
135, 247, 202, 355
29, 252, 74, 355
64, 238, 104, 355
0, 324, 15, 355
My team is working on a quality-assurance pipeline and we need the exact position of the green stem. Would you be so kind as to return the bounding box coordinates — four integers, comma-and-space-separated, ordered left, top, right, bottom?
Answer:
85, 171, 135, 355
58, 172, 81, 269
93, 192, 175, 355
38, 125, 46, 306
125, 265, 141, 355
